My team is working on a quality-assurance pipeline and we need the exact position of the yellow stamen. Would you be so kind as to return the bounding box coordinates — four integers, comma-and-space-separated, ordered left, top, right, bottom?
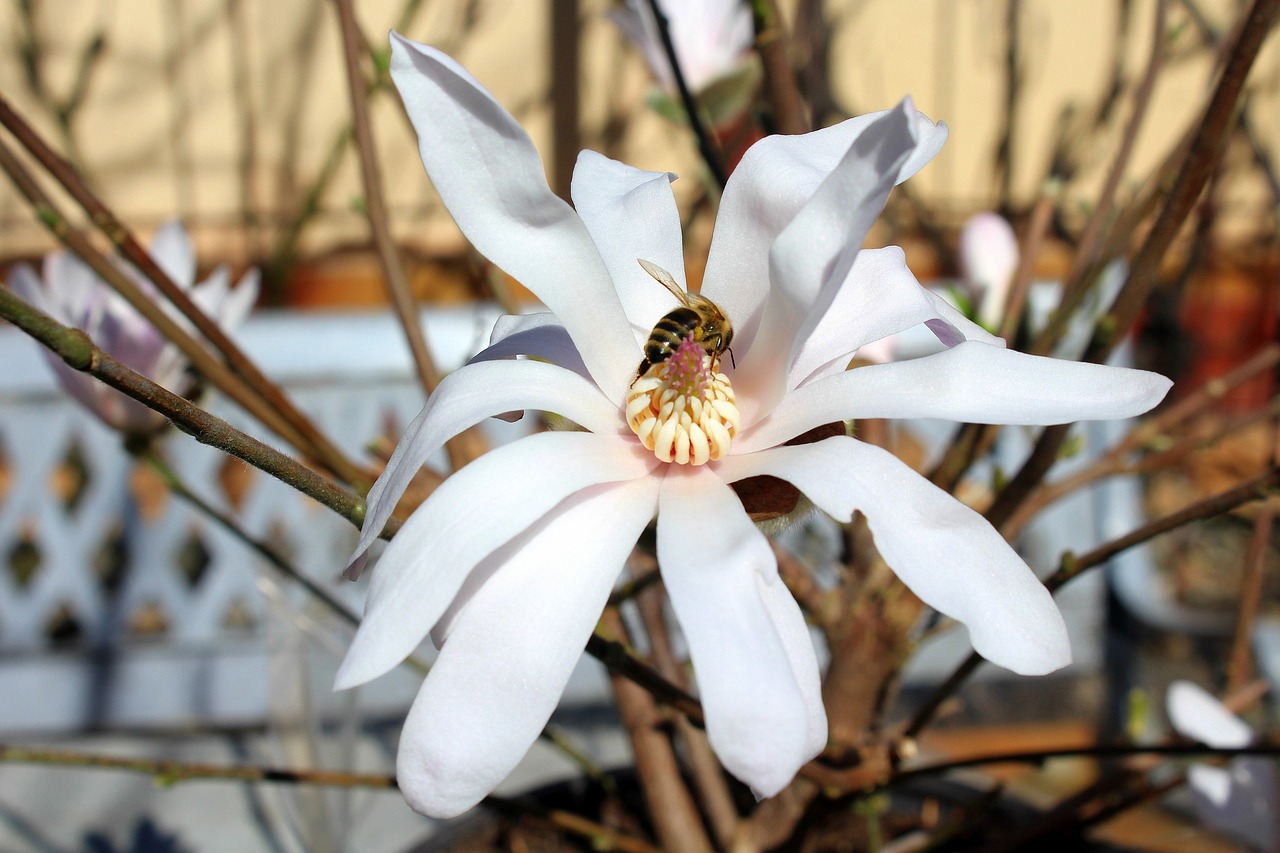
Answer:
626, 336, 740, 465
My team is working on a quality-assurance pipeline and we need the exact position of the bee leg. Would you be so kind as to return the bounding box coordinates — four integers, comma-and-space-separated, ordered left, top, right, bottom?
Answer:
630, 359, 650, 387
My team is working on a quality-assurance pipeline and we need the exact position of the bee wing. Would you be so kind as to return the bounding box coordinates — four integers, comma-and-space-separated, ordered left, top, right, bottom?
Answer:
637, 258, 692, 307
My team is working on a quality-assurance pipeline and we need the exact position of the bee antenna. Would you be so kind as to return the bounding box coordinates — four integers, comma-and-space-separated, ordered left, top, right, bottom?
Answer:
727, 347, 736, 370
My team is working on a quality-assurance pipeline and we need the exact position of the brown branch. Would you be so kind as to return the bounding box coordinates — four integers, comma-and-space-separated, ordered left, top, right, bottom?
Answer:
599, 609, 715, 853
751, 0, 808, 135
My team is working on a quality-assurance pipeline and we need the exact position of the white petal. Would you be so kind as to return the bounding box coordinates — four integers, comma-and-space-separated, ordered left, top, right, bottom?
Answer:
728, 102, 932, 425
472, 313, 591, 380
396, 477, 660, 818
219, 267, 261, 330
1167, 681, 1254, 748
700, 107, 947, 379
571, 151, 685, 336
147, 220, 196, 289
737, 341, 1172, 454
8, 264, 51, 313
715, 437, 1071, 675
388, 33, 635, 399
336, 431, 654, 688
349, 359, 624, 576
658, 467, 824, 797
787, 246, 988, 388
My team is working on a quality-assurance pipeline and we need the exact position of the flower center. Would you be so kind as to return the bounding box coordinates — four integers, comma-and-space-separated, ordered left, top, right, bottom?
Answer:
625, 334, 740, 466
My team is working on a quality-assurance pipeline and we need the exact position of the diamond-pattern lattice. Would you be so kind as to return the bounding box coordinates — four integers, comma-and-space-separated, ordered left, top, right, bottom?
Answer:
0, 307, 525, 732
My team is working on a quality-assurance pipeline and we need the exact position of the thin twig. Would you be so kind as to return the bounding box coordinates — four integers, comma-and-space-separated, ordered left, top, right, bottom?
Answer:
889, 741, 1280, 788
751, 0, 808, 135
645, 0, 728, 188
0, 743, 396, 789
1052, 0, 1168, 333
0, 744, 660, 853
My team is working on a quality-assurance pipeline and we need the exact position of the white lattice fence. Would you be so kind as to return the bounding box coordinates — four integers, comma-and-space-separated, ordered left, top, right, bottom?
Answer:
0, 305, 531, 733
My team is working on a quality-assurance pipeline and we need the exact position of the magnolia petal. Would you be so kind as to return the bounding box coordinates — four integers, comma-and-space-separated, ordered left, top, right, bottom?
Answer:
396, 477, 660, 818
349, 359, 623, 576
787, 246, 995, 388
728, 102, 925, 425
148, 220, 196, 289
389, 33, 635, 398
221, 267, 261, 329
472, 313, 591, 380
337, 432, 655, 688
701, 107, 946, 372
658, 466, 824, 797
737, 341, 1172, 454
8, 264, 49, 314
1167, 681, 1253, 748
571, 151, 686, 336
716, 437, 1070, 675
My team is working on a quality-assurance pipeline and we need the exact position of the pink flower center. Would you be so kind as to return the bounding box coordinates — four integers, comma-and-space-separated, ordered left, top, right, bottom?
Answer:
625, 335, 740, 466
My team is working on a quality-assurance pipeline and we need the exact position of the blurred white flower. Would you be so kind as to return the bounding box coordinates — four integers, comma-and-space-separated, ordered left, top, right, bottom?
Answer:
9, 221, 259, 433
611, 0, 753, 93
336, 33, 1172, 819
959, 211, 1019, 330
1167, 680, 1278, 850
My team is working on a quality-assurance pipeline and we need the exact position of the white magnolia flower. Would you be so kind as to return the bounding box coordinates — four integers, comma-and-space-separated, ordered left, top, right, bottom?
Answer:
959, 211, 1019, 330
610, 0, 754, 94
336, 33, 1172, 819
9, 222, 259, 433
1167, 681, 1278, 850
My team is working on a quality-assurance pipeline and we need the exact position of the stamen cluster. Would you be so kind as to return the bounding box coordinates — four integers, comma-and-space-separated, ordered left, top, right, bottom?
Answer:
626, 335, 740, 465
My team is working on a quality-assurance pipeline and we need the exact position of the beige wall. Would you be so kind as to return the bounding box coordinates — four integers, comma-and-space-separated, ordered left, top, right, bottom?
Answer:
0, 0, 1274, 280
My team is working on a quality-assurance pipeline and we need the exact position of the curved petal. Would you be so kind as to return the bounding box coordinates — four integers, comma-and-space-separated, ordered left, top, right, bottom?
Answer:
396, 477, 660, 818
336, 431, 655, 688
716, 437, 1070, 674
147, 220, 196, 289
700, 107, 947, 375
221, 267, 261, 329
787, 247, 1001, 389
658, 466, 824, 797
472, 313, 591, 380
571, 151, 686, 335
736, 341, 1173, 454
389, 33, 635, 399
8, 263, 50, 314
349, 359, 624, 576
725, 102, 928, 425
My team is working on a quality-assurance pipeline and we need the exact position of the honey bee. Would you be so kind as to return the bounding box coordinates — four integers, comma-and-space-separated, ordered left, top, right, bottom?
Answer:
632, 258, 735, 385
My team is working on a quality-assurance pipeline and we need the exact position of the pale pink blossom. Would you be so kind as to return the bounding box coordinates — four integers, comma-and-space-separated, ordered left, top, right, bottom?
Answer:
610, 0, 753, 94
959, 211, 1019, 329
9, 222, 259, 433
336, 33, 1172, 818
